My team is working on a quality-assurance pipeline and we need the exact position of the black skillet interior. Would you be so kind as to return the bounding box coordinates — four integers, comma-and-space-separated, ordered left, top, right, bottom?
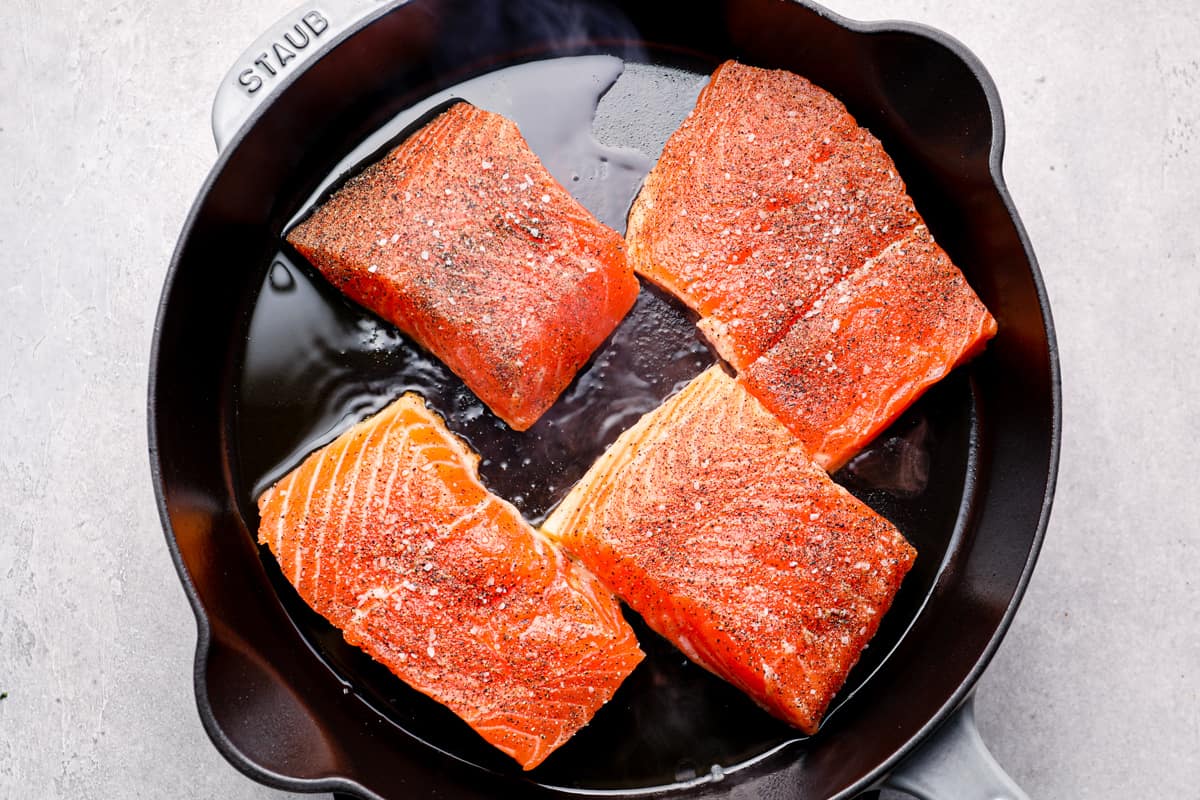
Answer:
151, 1, 1057, 799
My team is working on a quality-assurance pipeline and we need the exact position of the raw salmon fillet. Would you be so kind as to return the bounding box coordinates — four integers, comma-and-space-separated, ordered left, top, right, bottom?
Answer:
626, 61, 995, 467
257, 393, 644, 770
742, 225, 997, 470
626, 60, 923, 371
542, 367, 915, 734
288, 102, 638, 431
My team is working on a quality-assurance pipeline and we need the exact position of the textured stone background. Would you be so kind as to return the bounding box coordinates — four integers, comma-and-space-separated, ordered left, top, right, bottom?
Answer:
1, 0, 1197, 797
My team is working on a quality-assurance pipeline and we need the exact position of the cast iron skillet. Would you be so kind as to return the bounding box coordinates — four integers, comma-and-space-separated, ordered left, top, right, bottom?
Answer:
149, 1, 1060, 798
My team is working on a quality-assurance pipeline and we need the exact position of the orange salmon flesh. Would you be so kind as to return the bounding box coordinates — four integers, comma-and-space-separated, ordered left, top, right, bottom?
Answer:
288, 102, 639, 431
542, 367, 916, 734
257, 394, 644, 770
627, 61, 996, 468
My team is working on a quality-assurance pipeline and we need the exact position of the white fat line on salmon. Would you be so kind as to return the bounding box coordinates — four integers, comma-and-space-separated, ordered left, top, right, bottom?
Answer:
273, 469, 299, 561
473, 720, 546, 766
561, 563, 628, 632
373, 420, 418, 584
349, 584, 400, 626
293, 445, 332, 585
319, 405, 405, 610
308, 414, 360, 598
802, 226, 925, 321
409, 438, 449, 472
441, 498, 493, 540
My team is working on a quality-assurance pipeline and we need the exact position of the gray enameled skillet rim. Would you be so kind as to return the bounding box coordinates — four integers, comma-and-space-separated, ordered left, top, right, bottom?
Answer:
147, 1, 1062, 797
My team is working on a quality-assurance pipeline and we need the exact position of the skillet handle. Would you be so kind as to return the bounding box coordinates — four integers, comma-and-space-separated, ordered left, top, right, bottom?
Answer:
883, 694, 1031, 800
211, 0, 395, 152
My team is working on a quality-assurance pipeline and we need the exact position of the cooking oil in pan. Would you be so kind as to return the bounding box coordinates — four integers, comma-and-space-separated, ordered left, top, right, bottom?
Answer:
240, 255, 715, 524
234, 55, 977, 792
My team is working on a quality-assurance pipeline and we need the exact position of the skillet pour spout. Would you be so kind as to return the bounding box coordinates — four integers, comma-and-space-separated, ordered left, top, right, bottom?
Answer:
151, 0, 1059, 798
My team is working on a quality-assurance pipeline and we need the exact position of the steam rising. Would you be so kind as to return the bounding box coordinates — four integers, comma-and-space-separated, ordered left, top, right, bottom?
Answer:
426, 0, 646, 68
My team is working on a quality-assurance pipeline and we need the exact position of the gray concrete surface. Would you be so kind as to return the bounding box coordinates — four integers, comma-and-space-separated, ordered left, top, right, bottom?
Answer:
1, 0, 1197, 797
